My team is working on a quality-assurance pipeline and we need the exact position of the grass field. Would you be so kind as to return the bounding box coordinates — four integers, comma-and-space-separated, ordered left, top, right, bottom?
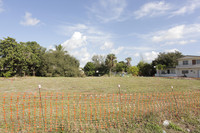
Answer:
0, 76, 200, 93
0, 77, 200, 133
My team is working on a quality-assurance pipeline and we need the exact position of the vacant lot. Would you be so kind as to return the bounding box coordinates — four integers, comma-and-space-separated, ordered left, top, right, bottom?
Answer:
0, 77, 200, 133
0, 76, 200, 93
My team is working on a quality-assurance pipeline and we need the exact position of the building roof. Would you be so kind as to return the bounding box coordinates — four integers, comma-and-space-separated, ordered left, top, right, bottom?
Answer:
184, 55, 200, 57
178, 55, 200, 60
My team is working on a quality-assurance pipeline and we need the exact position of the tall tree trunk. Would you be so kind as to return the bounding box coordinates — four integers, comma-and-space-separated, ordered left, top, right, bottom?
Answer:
32, 65, 36, 76
109, 68, 111, 77
33, 68, 35, 76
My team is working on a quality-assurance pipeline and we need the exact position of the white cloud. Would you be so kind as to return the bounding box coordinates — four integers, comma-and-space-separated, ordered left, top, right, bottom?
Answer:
151, 24, 200, 43
0, 0, 4, 13
87, 0, 127, 22
165, 49, 180, 53
172, 0, 200, 16
59, 23, 115, 66
100, 41, 114, 50
163, 40, 196, 46
20, 12, 40, 26
60, 24, 88, 36
61, 32, 91, 67
152, 25, 185, 42
142, 51, 159, 62
72, 48, 91, 67
134, 0, 200, 19
111, 46, 124, 55
134, 1, 171, 19
133, 53, 140, 57
62, 32, 87, 50
59, 23, 113, 49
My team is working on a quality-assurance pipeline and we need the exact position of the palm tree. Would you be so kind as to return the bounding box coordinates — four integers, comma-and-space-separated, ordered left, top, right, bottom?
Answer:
105, 54, 117, 77
125, 57, 132, 67
55, 44, 67, 54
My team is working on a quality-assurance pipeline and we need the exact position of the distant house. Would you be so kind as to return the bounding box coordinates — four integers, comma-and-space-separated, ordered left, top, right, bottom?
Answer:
155, 55, 200, 78
176, 55, 200, 78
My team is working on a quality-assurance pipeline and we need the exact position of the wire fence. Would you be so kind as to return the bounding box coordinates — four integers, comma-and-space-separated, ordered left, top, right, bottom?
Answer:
0, 91, 200, 132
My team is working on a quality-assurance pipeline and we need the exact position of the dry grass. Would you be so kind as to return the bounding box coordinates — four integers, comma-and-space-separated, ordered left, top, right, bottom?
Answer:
0, 76, 200, 93
0, 77, 200, 132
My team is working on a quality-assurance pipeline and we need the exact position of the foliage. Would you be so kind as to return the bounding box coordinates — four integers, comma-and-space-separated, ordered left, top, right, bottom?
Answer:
91, 55, 107, 76
25, 41, 46, 76
152, 51, 183, 67
105, 53, 117, 76
144, 122, 163, 133
92, 55, 105, 67
127, 66, 139, 76
137, 61, 155, 76
83, 62, 95, 76
0, 37, 28, 76
0, 37, 80, 77
125, 57, 132, 67
156, 64, 166, 70
45, 45, 80, 77
116, 61, 126, 72
168, 122, 186, 132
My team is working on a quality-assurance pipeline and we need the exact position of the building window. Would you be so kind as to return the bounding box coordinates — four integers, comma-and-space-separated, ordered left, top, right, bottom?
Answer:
197, 60, 200, 64
171, 69, 175, 74
183, 60, 188, 65
192, 60, 196, 65
182, 70, 189, 74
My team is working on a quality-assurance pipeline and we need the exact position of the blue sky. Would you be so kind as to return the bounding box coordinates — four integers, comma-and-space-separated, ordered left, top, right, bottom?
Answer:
0, 0, 200, 67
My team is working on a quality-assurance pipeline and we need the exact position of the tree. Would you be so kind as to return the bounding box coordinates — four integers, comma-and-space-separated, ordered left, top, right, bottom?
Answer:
25, 41, 46, 76
105, 54, 117, 76
137, 61, 154, 76
127, 66, 139, 76
116, 61, 126, 72
125, 57, 132, 67
55, 44, 66, 53
0, 37, 23, 77
83, 62, 95, 76
92, 55, 105, 67
152, 51, 183, 67
45, 45, 80, 77
91, 55, 107, 76
0, 37, 81, 77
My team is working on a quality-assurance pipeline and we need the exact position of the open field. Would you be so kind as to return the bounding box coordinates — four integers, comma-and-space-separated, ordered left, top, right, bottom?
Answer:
0, 77, 200, 132
0, 76, 200, 93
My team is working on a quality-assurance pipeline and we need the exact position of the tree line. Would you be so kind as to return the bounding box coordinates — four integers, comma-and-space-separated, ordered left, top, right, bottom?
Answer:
0, 37, 80, 77
0, 37, 183, 77
84, 51, 183, 77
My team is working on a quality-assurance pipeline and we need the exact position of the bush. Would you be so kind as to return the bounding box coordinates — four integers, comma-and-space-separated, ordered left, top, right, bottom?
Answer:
127, 66, 139, 76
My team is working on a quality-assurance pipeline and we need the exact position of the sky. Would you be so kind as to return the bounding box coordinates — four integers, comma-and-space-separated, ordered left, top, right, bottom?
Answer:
0, 0, 200, 67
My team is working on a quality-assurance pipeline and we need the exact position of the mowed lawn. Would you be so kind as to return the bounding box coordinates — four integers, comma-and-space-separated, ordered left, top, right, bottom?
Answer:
0, 76, 200, 93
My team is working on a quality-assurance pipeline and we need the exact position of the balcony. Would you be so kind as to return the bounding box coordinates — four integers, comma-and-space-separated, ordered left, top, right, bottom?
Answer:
176, 63, 200, 69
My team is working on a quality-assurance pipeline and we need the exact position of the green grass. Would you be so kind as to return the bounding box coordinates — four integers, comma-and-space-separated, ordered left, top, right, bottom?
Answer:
0, 76, 200, 132
0, 76, 200, 93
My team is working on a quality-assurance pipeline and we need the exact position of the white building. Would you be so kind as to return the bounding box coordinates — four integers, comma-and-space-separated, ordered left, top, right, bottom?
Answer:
176, 55, 200, 78
155, 55, 200, 78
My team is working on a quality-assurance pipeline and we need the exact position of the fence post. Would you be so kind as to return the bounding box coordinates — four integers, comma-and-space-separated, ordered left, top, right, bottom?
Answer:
38, 85, 45, 131
171, 86, 179, 118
